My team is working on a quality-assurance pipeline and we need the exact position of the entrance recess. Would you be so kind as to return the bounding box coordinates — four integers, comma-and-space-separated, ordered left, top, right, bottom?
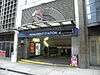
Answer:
18, 21, 78, 65
18, 36, 72, 65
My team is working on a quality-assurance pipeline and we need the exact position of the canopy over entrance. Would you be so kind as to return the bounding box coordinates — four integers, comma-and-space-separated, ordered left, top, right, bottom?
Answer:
18, 20, 78, 37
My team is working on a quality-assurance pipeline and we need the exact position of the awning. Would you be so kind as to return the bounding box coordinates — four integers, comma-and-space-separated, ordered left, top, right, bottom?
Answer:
18, 20, 75, 30
18, 20, 79, 37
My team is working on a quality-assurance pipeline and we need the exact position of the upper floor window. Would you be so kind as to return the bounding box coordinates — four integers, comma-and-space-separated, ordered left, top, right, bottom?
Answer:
86, 0, 96, 5
87, 12, 96, 24
86, 5, 91, 14
96, 1, 100, 11
86, 0, 90, 5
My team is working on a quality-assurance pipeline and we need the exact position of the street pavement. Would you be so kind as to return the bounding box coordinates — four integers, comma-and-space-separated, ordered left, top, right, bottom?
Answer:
0, 58, 100, 75
0, 70, 25, 75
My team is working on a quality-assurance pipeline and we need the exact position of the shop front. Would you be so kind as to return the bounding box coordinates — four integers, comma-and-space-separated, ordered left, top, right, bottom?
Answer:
0, 32, 14, 58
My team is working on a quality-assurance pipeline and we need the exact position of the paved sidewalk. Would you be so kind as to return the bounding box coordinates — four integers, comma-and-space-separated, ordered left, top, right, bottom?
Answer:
0, 58, 100, 75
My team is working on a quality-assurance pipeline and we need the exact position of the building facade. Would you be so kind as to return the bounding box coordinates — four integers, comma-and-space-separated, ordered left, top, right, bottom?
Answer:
17, 0, 80, 66
86, 0, 100, 66
0, 0, 1, 29
0, 0, 96, 68
0, 0, 18, 58
0, 0, 17, 30
0, 0, 25, 60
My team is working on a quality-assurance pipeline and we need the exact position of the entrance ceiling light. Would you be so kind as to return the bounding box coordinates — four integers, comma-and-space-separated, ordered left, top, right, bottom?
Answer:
32, 38, 40, 42
27, 25, 37, 28
48, 22, 60, 26
36, 23, 48, 27
20, 27, 28, 30
43, 37, 49, 47
20, 20, 75, 30
62, 21, 72, 25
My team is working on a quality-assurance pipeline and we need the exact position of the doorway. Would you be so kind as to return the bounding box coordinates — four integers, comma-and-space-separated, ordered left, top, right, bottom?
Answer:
24, 36, 72, 65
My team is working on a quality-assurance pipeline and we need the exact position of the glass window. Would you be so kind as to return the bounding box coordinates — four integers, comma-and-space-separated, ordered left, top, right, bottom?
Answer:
90, 3, 96, 13
86, 0, 96, 5
87, 14, 91, 19
87, 14, 91, 24
96, 0, 100, 2
2, 25, 4, 29
96, 11, 100, 22
86, 0, 90, 5
87, 12, 96, 23
2, 43, 5, 50
86, 5, 91, 14
96, 1, 100, 11
91, 12, 96, 23
89, 0, 95, 4
0, 43, 2, 50
86, 3, 96, 15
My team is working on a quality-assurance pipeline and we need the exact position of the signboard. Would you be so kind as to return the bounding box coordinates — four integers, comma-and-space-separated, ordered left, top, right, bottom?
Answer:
0, 50, 6, 57
18, 28, 79, 37
29, 31, 58, 36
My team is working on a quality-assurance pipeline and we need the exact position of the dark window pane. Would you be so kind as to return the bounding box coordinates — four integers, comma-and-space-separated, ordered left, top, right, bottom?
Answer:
96, 1, 100, 11
86, 0, 95, 5
89, 0, 95, 4
96, 11, 100, 22
90, 3, 96, 13
87, 12, 96, 24
91, 13, 96, 23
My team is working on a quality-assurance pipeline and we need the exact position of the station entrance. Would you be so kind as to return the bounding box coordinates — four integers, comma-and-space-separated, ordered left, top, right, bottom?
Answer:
18, 25, 78, 65
18, 36, 72, 65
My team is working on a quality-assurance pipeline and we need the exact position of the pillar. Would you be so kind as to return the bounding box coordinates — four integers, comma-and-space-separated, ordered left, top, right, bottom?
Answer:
77, 0, 89, 68
71, 37, 79, 56
24, 38, 28, 58
11, 30, 19, 62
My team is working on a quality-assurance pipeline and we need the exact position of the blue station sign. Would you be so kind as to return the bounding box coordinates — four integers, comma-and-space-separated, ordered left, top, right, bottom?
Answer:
18, 27, 79, 37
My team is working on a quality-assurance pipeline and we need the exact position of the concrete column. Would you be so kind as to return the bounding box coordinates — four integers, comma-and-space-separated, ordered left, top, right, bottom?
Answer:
96, 37, 100, 65
71, 37, 79, 56
11, 30, 19, 62
77, 0, 89, 68
89, 36, 97, 65
23, 38, 28, 58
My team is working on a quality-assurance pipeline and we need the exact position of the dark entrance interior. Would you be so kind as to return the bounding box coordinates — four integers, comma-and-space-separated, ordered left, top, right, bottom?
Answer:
43, 36, 71, 57
19, 36, 72, 65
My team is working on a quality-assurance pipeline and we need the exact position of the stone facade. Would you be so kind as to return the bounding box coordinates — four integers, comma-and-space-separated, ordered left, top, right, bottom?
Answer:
88, 26, 100, 66
21, 0, 75, 25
